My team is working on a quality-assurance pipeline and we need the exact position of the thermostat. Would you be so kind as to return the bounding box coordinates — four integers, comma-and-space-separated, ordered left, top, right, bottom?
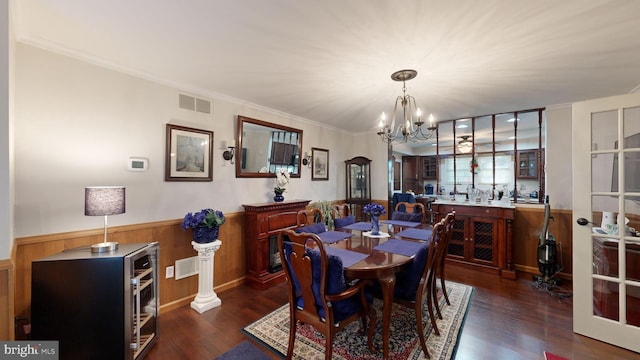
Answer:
128, 157, 148, 171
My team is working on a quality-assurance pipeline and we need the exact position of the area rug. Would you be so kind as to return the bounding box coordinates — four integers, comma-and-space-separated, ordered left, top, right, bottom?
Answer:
216, 340, 271, 360
242, 280, 473, 360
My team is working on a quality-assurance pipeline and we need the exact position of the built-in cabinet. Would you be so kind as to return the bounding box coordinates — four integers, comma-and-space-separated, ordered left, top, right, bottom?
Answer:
402, 155, 437, 193
435, 203, 516, 279
242, 200, 310, 290
517, 150, 538, 178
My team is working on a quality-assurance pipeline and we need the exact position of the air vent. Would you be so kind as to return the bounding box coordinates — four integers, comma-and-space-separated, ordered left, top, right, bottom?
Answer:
179, 93, 212, 114
175, 256, 199, 280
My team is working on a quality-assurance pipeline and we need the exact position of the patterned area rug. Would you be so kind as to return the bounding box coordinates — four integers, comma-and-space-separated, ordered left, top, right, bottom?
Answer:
242, 280, 473, 360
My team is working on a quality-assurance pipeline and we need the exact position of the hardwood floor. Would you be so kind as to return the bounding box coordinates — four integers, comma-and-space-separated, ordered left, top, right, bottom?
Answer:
145, 266, 640, 360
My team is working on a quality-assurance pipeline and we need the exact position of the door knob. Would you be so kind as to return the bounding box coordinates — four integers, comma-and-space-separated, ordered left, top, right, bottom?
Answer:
577, 218, 596, 226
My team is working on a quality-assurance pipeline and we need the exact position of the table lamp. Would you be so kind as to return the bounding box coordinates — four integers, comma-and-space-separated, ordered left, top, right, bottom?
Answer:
85, 186, 126, 253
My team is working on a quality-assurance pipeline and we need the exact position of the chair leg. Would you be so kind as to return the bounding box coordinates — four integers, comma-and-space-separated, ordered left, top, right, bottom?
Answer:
415, 293, 431, 358
286, 315, 297, 359
325, 330, 335, 360
426, 277, 440, 336
440, 263, 451, 305
431, 271, 443, 320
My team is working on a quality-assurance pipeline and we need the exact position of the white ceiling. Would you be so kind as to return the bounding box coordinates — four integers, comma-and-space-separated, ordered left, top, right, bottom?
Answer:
13, 0, 640, 134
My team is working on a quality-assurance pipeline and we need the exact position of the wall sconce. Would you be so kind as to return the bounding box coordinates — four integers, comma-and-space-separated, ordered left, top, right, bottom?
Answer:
223, 140, 236, 164
302, 151, 312, 168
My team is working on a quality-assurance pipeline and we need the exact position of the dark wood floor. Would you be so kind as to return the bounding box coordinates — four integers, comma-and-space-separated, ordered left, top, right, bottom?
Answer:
145, 266, 640, 360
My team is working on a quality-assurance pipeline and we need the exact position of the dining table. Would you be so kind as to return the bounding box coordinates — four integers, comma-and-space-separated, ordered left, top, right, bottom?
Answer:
323, 221, 433, 359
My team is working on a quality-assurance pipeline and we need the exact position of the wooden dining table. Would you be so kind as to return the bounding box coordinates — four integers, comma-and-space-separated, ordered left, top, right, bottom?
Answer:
324, 221, 433, 359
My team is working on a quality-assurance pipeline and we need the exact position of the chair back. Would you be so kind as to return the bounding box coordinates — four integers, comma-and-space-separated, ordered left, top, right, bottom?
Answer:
442, 211, 456, 249
297, 208, 323, 226
333, 215, 355, 229
391, 192, 416, 213
332, 203, 351, 218
392, 202, 426, 223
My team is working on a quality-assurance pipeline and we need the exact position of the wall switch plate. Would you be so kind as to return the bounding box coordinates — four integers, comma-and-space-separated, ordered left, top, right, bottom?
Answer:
165, 265, 174, 279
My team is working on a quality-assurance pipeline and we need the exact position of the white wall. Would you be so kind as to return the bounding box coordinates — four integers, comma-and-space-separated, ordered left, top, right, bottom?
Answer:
0, 0, 15, 259
14, 44, 366, 237
545, 104, 573, 210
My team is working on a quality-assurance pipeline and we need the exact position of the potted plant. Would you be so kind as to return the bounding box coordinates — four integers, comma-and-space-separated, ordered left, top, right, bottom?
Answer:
273, 169, 290, 202
182, 208, 226, 243
363, 203, 386, 235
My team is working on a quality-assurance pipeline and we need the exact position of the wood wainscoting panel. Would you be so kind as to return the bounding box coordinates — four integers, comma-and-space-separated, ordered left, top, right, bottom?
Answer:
512, 206, 573, 280
0, 259, 13, 340
14, 211, 246, 331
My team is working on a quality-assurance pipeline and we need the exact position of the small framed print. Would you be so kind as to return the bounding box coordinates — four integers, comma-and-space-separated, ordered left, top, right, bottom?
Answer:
311, 147, 329, 181
165, 124, 213, 181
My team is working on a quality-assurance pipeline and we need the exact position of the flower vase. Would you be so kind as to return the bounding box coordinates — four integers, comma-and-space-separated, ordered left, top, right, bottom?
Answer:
274, 192, 284, 202
371, 213, 380, 235
192, 226, 219, 243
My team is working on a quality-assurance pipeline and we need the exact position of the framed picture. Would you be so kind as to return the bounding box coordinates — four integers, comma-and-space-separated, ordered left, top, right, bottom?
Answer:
311, 147, 329, 181
165, 124, 213, 181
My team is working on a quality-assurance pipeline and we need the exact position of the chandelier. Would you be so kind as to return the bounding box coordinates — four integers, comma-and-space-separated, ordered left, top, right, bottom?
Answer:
377, 69, 436, 143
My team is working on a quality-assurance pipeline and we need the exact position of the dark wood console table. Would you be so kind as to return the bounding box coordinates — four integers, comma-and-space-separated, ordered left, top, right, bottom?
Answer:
242, 199, 311, 290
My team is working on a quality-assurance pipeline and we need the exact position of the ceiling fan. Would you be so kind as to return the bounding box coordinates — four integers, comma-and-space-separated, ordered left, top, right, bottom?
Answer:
457, 135, 473, 153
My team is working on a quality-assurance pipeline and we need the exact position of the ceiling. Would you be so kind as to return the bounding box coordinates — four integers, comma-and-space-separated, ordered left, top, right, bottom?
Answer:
13, 0, 640, 134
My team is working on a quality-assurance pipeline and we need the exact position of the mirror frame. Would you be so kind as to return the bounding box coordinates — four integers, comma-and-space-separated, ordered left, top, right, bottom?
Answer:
236, 115, 303, 178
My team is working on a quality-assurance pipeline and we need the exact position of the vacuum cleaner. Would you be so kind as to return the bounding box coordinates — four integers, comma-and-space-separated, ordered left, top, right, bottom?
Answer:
535, 195, 560, 284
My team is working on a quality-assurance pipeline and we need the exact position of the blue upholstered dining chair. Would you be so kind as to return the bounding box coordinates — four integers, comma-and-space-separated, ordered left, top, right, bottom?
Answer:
391, 192, 416, 214
392, 201, 426, 223
277, 229, 376, 360
392, 220, 446, 358
295, 221, 326, 234
333, 215, 355, 229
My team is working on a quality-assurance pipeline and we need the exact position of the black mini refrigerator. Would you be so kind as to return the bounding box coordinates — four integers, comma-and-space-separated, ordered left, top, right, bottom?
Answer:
31, 242, 159, 360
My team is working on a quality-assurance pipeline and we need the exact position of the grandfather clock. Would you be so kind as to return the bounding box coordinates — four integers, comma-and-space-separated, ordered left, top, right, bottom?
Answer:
345, 156, 371, 221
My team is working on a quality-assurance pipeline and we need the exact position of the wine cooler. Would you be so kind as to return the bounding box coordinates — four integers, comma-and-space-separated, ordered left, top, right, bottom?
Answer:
31, 242, 159, 360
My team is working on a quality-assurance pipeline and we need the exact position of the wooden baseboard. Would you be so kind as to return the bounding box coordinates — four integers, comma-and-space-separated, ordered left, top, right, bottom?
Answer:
514, 264, 572, 281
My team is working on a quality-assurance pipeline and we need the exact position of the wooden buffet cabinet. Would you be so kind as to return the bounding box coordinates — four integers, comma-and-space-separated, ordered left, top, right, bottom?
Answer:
242, 200, 311, 290
434, 202, 516, 279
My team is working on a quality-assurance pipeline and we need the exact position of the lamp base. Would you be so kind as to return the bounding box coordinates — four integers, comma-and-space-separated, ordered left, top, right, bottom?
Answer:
91, 241, 119, 253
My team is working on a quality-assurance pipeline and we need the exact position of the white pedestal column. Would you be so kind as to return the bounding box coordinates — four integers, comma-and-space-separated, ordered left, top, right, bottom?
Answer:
190, 239, 222, 313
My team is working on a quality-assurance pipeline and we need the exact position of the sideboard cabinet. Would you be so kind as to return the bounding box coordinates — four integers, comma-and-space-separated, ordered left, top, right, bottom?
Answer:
242, 200, 310, 290
434, 203, 516, 279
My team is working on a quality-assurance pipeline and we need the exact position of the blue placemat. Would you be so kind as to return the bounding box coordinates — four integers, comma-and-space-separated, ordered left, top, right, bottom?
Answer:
324, 247, 369, 268
340, 221, 372, 231
373, 238, 426, 257
317, 231, 353, 243
381, 219, 421, 228
395, 228, 432, 241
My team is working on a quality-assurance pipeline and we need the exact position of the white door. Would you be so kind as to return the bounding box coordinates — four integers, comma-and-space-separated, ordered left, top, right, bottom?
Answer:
573, 92, 640, 351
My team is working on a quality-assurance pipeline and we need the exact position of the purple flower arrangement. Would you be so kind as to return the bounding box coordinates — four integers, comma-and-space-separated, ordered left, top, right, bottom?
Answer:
181, 208, 226, 230
363, 203, 386, 215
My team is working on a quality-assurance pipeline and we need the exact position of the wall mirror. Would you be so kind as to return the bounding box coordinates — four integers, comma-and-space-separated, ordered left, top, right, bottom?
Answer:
236, 115, 302, 178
